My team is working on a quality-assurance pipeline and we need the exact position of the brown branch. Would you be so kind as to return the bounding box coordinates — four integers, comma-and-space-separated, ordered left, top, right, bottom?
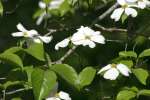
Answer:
91, 3, 119, 25
95, 24, 127, 32
52, 46, 77, 64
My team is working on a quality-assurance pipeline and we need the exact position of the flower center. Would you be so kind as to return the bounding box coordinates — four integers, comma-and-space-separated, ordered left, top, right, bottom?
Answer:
23, 32, 28, 37
122, 4, 128, 8
85, 35, 91, 40
111, 64, 117, 68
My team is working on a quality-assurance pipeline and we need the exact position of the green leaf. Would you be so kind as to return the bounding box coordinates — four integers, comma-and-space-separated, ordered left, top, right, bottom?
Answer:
43, 0, 51, 4
51, 64, 79, 89
119, 60, 133, 68
79, 67, 96, 88
32, 68, 57, 100
59, 0, 71, 16
121, 14, 128, 23
0, 1, 3, 16
33, 9, 45, 19
132, 68, 149, 85
0, 53, 23, 68
119, 51, 137, 58
137, 89, 150, 97
4, 47, 22, 54
139, 49, 150, 58
24, 43, 45, 61
116, 90, 136, 100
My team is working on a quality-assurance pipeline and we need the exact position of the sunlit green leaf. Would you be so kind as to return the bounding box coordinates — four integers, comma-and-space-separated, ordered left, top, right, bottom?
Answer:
139, 49, 150, 58
132, 68, 149, 85
116, 90, 136, 100
32, 68, 57, 100
119, 51, 137, 58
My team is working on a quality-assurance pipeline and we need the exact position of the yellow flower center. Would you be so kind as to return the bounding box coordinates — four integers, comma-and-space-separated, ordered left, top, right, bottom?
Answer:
23, 32, 28, 37
122, 4, 128, 8
111, 64, 117, 68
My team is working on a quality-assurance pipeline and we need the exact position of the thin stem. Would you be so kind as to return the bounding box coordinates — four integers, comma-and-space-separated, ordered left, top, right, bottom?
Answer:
52, 46, 77, 64
95, 24, 127, 32
2, 90, 6, 100
91, 3, 119, 26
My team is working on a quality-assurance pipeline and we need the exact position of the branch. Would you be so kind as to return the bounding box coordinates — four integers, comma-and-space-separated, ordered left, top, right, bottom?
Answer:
5, 87, 32, 95
52, 46, 77, 64
91, 3, 119, 25
95, 24, 127, 32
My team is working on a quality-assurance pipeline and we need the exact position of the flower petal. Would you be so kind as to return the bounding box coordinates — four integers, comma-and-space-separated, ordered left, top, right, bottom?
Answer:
117, 63, 131, 76
55, 38, 70, 50
17, 23, 27, 32
91, 34, 105, 44
98, 64, 111, 74
33, 38, 42, 43
27, 30, 39, 37
46, 97, 60, 100
111, 8, 124, 21
11, 32, 24, 37
38, 36, 53, 43
117, 0, 126, 5
36, 12, 46, 25
58, 91, 71, 100
125, 8, 137, 17
39, 1, 46, 9
103, 68, 119, 80
138, 1, 146, 9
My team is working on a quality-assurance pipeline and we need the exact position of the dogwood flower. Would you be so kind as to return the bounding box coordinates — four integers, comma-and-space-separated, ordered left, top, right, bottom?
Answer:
111, 0, 138, 21
48, 0, 65, 9
55, 38, 70, 50
12, 23, 52, 43
126, 0, 150, 9
71, 26, 105, 48
98, 63, 131, 80
46, 91, 71, 100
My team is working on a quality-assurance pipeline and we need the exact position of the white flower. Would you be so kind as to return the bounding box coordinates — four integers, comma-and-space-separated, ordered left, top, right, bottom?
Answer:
98, 63, 131, 80
48, 0, 64, 9
55, 38, 70, 50
126, 0, 150, 9
12, 23, 52, 43
71, 26, 105, 48
39, 1, 46, 9
46, 91, 71, 100
111, 0, 138, 21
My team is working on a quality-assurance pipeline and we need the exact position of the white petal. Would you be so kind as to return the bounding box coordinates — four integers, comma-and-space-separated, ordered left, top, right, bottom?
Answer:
17, 23, 27, 32
36, 12, 46, 25
117, 64, 131, 76
33, 38, 42, 43
126, 0, 137, 3
98, 64, 111, 74
88, 41, 96, 48
125, 8, 137, 17
39, 1, 46, 9
58, 91, 71, 100
49, 0, 64, 9
55, 38, 70, 50
11, 32, 24, 37
138, 1, 146, 9
103, 68, 119, 80
71, 32, 85, 45
91, 34, 105, 44
38, 36, 53, 43
117, 0, 126, 5
111, 8, 124, 21
27, 30, 39, 37
46, 97, 60, 100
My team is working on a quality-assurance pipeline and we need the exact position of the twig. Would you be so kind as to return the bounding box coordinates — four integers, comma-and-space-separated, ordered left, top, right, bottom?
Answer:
52, 46, 77, 64
95, 24, 127, 32
91, 3, 119, 25
5, 87, 32, 95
